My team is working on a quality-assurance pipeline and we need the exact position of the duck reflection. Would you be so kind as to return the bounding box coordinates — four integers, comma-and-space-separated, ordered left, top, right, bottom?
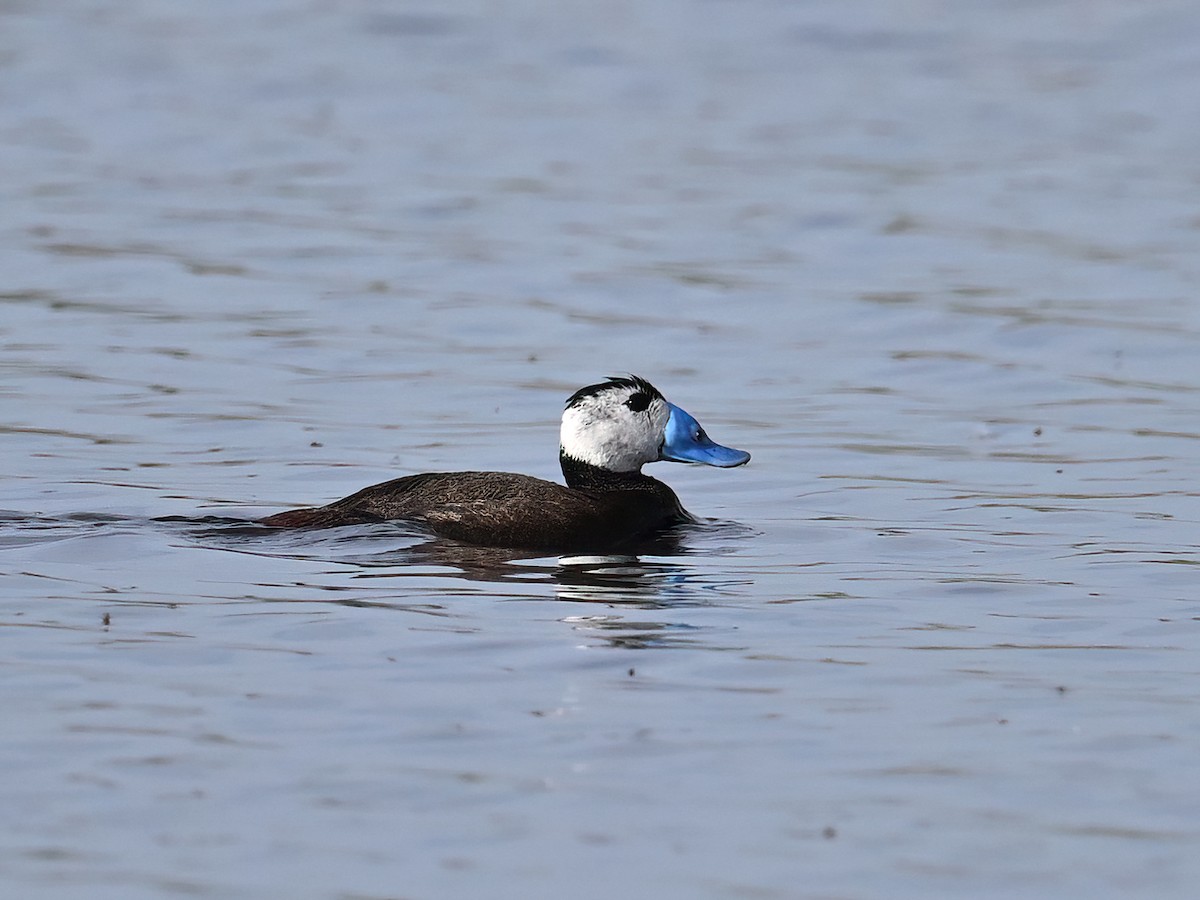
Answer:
182, 516, 753, 647
342, 526, 752, 649
339, 525, 721, 607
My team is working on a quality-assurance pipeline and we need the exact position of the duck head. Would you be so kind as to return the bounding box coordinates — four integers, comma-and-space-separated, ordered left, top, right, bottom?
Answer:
560, 375, 751, 473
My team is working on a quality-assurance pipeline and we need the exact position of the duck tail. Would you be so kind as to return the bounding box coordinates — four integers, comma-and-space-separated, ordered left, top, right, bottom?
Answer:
260, 506, 334, 528
260, 504, 383, 528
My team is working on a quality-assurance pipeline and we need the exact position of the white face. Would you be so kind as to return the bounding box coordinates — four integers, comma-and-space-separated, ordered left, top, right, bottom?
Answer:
559, 382, 670, 472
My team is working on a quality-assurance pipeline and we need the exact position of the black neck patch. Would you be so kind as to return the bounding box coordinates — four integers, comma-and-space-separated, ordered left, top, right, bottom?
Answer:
559, 451, 655, 491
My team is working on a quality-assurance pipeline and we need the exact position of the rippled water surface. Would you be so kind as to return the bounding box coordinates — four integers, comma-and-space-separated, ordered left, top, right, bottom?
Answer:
4, 2, 1200, 898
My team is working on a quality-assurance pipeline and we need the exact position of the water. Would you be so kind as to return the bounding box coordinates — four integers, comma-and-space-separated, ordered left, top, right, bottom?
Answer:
4, 1, 1200, 897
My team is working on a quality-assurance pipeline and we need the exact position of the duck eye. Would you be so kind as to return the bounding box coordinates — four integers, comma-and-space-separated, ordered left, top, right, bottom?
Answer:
625, 392, 651, 413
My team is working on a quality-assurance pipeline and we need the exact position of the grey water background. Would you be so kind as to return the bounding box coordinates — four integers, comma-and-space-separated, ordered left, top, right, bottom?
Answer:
3, 1, 1200, 897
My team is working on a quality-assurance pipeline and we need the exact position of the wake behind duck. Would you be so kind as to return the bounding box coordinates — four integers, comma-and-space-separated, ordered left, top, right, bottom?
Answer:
262, 376, 749, 552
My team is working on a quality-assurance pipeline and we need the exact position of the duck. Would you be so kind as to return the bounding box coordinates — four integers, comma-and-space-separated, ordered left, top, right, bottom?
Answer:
261, 375, 749, 552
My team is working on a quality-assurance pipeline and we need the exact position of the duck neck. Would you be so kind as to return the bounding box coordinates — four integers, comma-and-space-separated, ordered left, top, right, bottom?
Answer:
560, 452, 654, 491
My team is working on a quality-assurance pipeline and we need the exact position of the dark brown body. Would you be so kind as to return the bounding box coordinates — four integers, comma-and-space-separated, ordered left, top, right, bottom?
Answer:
261, 461, 692, 552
